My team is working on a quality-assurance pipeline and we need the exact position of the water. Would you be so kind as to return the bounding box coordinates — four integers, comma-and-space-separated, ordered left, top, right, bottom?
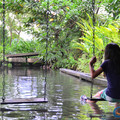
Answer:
0, 67, 118, 120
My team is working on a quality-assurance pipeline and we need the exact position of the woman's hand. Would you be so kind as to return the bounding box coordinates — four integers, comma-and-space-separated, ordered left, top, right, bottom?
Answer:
89, 56, 97, 66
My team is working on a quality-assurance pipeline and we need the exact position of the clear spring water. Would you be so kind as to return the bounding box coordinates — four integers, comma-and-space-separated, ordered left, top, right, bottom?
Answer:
0, 67, 118, 120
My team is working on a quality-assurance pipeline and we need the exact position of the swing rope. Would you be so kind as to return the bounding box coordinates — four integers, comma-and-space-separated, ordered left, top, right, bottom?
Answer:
44, 0, 49, 100
2, 0, 6, 103
1, 0, 49, 103
90, 0, 95, 99
92, 0, 95, 57
45, 0, 49, 72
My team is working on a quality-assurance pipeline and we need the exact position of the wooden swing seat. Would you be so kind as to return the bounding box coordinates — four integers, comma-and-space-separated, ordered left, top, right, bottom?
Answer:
0, 108, 48, 112
1, 98, 48, 104
87, 97, 106, 101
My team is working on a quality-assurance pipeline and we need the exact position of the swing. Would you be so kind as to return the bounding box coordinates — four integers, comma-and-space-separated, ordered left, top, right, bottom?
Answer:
0, 108, 48, 112
1, 0, 50, 104
80, 0, 105, 104
1, 98, 48, 104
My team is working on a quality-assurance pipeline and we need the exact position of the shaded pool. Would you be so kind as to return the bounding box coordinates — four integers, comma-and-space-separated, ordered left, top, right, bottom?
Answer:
0, 67, 118, 120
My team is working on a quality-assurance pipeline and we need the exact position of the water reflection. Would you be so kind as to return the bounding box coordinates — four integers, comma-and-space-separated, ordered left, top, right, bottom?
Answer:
87, 97, 120, 120
0, 67, 119, 119
13, 76, 37, 98
87, 103, 117, 120
4, 68, 46, 100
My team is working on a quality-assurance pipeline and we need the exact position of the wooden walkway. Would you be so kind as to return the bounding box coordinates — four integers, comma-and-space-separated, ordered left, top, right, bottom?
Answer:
5, 53, 43, 67
60, 68, 107, 86
6, 53, 39, 58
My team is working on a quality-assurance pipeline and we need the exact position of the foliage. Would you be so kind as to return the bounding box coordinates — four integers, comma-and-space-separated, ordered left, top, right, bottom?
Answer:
6, 39, 38, 54
71, 14, 120, 72
105, 0, 120, 19
71, 14, 105, 57
52, 55, 78, 70
0, 0, 120, 71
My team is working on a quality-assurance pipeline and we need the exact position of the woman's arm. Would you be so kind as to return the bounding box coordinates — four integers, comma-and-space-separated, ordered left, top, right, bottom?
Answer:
89, 56, 103, 79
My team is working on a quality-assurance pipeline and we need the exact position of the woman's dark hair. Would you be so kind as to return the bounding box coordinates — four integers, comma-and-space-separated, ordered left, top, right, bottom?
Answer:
105, 43, 120, 73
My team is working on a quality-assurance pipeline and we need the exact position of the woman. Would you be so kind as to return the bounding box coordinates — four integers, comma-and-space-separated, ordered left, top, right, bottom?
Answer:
89, 43, 120, 103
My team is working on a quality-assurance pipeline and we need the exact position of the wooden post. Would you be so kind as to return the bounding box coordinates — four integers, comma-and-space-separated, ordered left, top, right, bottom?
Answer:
26, 57, 28, 65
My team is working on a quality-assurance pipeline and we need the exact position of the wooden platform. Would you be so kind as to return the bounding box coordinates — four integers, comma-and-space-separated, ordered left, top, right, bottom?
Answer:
6, 53, 39, 58
8, 58, 42, 63
4, 53, 43, 67
1, 98, 48, 104
60, 68, 107, 86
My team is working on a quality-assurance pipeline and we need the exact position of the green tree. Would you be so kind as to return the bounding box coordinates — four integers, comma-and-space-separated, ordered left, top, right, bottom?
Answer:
0, 0, 119, 70
105, 0, 120, 19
